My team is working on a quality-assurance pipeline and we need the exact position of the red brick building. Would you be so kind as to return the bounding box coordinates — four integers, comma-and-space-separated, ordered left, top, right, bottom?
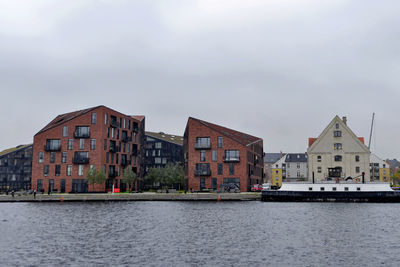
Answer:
32, 106, 145, 193
184, 117, 264, 192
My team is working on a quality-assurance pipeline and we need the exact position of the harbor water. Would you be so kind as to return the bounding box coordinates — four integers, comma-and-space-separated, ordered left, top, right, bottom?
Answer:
0, 201, 399, 266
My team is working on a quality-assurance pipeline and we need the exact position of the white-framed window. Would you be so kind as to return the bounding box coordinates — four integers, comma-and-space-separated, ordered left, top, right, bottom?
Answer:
317, 167, 322, 173
62, 126, 68, 137
38, 152, 44, 163
78, 165, 84, 176
67, 165, 72, 176
79, 139, 85, 150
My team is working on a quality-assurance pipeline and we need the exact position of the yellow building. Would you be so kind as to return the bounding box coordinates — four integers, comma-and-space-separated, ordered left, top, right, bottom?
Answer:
379, 167, 391, 182
271, 168, 282, 187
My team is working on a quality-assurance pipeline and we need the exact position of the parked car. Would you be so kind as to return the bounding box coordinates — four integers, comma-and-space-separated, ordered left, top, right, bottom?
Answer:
262, 183, 270, 190
251, 184, 263, 192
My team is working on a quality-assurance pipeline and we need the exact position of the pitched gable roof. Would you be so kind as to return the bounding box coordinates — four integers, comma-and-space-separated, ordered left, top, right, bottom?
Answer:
189, 117, 262, 146
264, 153, 285, 163
146, 131, 183, 146
35, 106, 101, 136
0, 144, 32, 157
308, 115, 369, 153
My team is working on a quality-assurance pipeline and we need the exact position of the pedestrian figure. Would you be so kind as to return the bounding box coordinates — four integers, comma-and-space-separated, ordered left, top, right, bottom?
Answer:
11, 190, 14, 198
33, 190, 36, 199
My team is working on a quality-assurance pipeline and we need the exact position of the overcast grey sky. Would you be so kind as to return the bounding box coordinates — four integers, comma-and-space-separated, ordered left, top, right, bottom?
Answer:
0, 0, 399, 159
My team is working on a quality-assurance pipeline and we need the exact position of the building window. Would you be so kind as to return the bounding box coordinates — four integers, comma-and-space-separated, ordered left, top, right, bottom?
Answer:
317, 167, 322, 173
91, 139, 96, 150
68, 139, 73, 150
62, 152, 67, 163
229, 163, 235, 175
336, 123, 339, 129
224, 150, 240, 161
50, 152, 56, 163
44, 165, 49, 176
37, 180, 43, 191
356, 166, 360, 173
357, 187, 361, 191
297, 163, 300, 168
62, 126, 68, 137
218, 164, 223, 175
79, 139, 85, 150
155, 142, 162, 149
155, 158, 161, 164
67, 165, 72, 176
104, 139, 107, 150
334, 155, 342, 162
78, 165, 84, 176
38, 152, 44, 163
105, 114, 108, 125
107, 128, 110, 138
334, 143, 342, 150
92, 113, 97, 124
344, 187, 349, 191
275, 170, 279, 174
320, 187, 325, 191
218, 137, 223, 148
355, 155, 360, 162
317, 155, 321, 162
332, 187, 337, 191
309, 187, 313, 191
334, 131, 341, 137
55, 165, 61, 176
162, 158, 167, 164
111, 128, 115, 138
212, 150, 217, 162
200, 150, 206, 162
195, 137, 211, 149
287, 163, 290, 168
106, 152, 109, 163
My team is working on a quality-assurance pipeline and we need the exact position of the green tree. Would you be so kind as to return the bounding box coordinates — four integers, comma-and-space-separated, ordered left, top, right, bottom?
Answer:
122, 167, 137, 192
86, 166, 98, 191
392, 171, 400, 185
145, 167, 162, 188
95, 170, 107, 188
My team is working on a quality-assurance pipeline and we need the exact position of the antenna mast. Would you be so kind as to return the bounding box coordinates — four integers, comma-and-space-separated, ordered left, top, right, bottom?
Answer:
368, 113, 375, 149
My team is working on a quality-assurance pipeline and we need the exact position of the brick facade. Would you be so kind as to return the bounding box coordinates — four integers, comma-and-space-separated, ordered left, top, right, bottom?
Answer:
32, 106, 145, 193
184, 117, 264, 192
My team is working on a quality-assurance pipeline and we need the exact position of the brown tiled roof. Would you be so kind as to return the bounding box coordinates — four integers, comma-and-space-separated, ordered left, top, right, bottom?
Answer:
146, 131, 183, 146
190, 117, 262, 146
131, 115, 145, 121
35, 106, 100, 136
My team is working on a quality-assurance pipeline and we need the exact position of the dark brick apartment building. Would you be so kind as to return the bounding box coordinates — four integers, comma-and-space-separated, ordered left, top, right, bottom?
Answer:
32, 106, 145, 193
184, 117, 264, 192
144, 131, 183, 172
0, 144, 32, 192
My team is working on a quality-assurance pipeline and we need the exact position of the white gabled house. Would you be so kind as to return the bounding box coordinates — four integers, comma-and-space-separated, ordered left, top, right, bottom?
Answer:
307, 116, 371, 182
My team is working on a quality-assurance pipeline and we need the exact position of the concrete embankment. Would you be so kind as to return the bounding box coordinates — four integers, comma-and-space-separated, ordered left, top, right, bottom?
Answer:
0, 192, 261, 203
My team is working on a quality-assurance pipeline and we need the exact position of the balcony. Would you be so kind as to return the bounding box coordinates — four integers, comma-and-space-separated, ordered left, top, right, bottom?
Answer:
44, 144, 61, 151
74, 131, 90, 139
109, 167, 116, 178
122, 135, 132, 143
194, 143, 211, 150
110, 145, 119, 153
73, 156, 90, 164
194, 169, 211, 176
110, 119, 119, 128
223, 156, 240, 163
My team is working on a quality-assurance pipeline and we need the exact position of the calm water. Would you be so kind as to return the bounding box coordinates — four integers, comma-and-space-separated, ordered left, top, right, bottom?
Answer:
0, 201, 399, 266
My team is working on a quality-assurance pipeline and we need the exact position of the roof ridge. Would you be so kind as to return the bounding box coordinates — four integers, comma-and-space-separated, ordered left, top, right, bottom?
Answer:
190, 117, 262, 146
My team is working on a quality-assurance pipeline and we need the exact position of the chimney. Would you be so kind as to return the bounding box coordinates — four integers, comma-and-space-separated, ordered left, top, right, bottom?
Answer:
342, 116, 347, 125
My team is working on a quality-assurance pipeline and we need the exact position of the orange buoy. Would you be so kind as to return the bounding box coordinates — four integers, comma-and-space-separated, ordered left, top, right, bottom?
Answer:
217, 194, 221, 202
60, 196, 64, 202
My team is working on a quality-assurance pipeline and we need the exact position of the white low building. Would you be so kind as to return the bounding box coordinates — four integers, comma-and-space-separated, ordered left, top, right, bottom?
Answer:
307, 116, 371, 182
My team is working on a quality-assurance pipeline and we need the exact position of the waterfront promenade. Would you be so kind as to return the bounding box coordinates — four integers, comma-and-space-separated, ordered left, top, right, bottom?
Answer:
0, 192, 260, 202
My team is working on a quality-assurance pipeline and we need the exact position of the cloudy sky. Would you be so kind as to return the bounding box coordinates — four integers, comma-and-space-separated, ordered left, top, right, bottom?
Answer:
0, 0, 399, 159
